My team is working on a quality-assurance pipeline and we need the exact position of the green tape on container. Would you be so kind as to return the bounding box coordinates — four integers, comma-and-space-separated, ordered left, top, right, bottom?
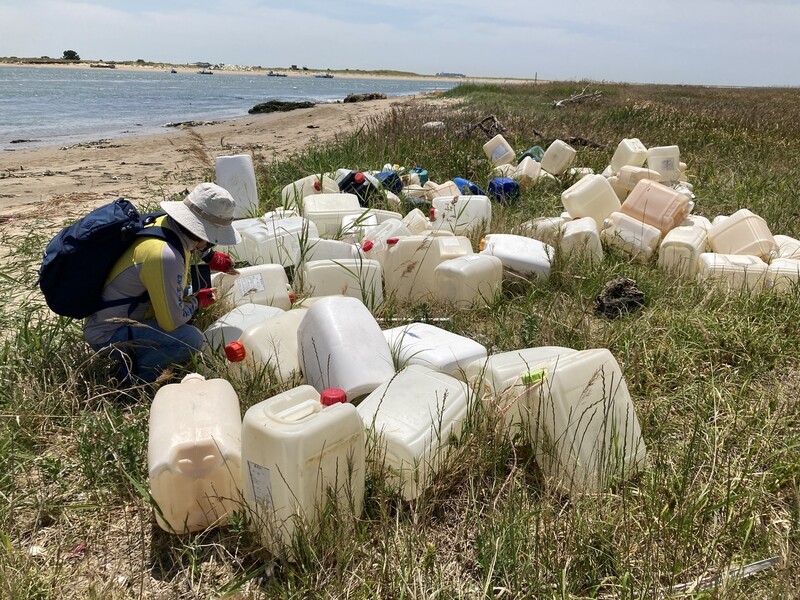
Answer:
521, 369, 545, 386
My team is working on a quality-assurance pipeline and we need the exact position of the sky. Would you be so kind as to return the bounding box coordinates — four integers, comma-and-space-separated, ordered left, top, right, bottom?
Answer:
0, 0, 798, 87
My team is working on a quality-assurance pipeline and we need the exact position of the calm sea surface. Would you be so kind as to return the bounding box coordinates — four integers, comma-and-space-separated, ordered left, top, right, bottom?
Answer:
0, 66, 458, 150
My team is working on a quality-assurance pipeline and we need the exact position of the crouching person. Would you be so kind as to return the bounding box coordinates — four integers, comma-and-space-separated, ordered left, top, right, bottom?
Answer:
84, 183, 241, 383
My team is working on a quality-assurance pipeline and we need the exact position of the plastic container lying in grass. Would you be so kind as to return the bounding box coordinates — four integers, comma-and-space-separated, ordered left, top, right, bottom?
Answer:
620, 178, 693, 237
697, 252, 768, 293
657, 225, 709, 278
708, 208, 778, 262
483, 133, 516, 166
480, 233, 553, 279
202, 303, 284, 354
434, 253, 503, 309
214, 264, 293, 309
429, 195, 492, 235
561, 174, 621, 230
601, 212, 662, 263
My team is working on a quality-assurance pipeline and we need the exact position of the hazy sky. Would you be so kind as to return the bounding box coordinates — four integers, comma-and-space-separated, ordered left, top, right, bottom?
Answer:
1, 0, 797, 87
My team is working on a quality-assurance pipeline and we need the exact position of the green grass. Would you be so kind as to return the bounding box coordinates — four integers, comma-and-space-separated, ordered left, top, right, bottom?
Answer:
2, 81, 800, 598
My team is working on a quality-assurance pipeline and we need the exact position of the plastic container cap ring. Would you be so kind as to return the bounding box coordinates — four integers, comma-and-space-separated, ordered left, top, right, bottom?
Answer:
320, 388, 348, 406
224, 341, 246, 362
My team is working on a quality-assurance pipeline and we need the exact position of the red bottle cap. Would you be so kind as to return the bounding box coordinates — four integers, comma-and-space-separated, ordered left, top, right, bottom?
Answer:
354, 172, 365, 184
224, 341, 246, 362
429, 207, 436, 221
386, 237, 399, 245
289, 292, 296, 304
362, 240, 374, 252
313, 180, 321, 191
320, 388, 347, 406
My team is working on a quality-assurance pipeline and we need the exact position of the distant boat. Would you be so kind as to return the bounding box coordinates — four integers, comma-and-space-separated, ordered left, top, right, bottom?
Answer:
267, 70, 288, 77
197, 69, 213, 75
314, 73, 334, 79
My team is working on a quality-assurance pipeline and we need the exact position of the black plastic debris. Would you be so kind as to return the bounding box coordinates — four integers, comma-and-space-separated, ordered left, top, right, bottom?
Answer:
594, 277, 645, 318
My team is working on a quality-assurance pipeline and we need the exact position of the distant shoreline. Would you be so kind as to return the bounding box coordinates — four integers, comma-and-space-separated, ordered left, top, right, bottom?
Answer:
0, 59, 538, 85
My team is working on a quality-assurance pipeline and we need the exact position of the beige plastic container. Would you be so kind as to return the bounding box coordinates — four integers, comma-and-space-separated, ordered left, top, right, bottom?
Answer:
340, 211, 379, 244
620, 179, 692, 237
512, 156, 543, 188
215, 154, 259, 218
300, 258, 383, 309
646, 145, 681, 182
708, 209, 778, 261
302, 237, 364, 263
774, 234, 800, 260
241, 385, 365, 556
711, 215, 729, 227
558, 217, 603, 264
482, 134, 516, 166
540, 139, 577, 176
427, 180, 461, 199
609, 138, 648, 173
697, 253, 768, 292
383, 322, 487, 379
148, 374, 242, 533
681, 213, 713, 232
280, 174, 339, 208
202, 304, 284, 354
434, 254, 503, 308
239, 216, 319, 268
401, 208, 431, 234
430, 195, 492, 235
357, 365, 470, 500
518, 216, 568, 246
766, 258, 800, 293
490, 163, 517, 178
561, 174, 622, 229
657, 225, 708, 278
225, 308, 308, 383
479, 233, 553, 279
215, 264, 293, 309
359, 219, 412, 265
601, 212, 662, 263
616, 167, 661, 191
301, 193, 363, 238
464, 346, 577, 433
383, 235, 474, 302
297, 296, 395, 400
606, 175, 630, 202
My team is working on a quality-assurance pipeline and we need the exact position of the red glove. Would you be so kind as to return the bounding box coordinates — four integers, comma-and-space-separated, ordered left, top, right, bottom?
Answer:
196, 288, 216, 308
207, 251, 236, 273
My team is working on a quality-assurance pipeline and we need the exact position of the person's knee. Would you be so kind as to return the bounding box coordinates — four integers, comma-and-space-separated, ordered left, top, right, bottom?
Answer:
178, 325, 204, 354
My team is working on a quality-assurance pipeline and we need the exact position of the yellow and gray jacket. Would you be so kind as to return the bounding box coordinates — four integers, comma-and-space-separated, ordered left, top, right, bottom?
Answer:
83, 215, 199, 345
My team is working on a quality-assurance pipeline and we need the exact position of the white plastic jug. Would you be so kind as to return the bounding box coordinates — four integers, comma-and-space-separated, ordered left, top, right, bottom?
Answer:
434, 254, 503, 308
301, 193, 363, 238
300, 258, 383, 309
383, 323, 487, 379
281, 174, 339, 208
646, 145, 681, 183
610, 138, 648, 173
297, 296, 395, 400
681, 213, 713, 232
708, 208, 778, 261
518, 216, 568, 246
340, 212, 379, 244
402, 208, 431, 234
657, 225, 708, 278
427, 180, 462, 199
774, 234, 800, 260
302, 237, 364, 263
558, 217, 603, 264
561, 174, 621, 230
215, 155, 259, 218
464, 346, 577, 432
148, 373, 242, 533
766, 258, 800, 293
697, 253, 768, 293
483, 134, 516, 166
479, 234, 553, 279
512, 156, 542, 188
239, 216, 319, 268
540, 139, 577, 176
620, 179, 692, 237
225, 308, 308, 383
241, 385, 365, 555
357, 365, 470, 500
601, 212, 662, 263
491, 163, 517, 178
202, 304, 284, 354
430, 195, 492, 235
215, 264, 293, 309
616, 167, 662, 191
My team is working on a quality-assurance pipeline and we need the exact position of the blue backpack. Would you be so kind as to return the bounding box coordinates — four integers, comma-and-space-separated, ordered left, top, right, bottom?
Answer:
38, 198, 184, 319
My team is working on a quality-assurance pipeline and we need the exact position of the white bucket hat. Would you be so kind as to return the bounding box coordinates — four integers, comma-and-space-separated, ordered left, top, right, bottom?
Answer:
161, 183, 242, 245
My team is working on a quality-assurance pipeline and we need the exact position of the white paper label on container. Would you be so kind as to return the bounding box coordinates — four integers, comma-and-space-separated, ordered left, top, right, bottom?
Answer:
236, 274, 265, 296
491, 146, 508, 161
247, 460, 272, 507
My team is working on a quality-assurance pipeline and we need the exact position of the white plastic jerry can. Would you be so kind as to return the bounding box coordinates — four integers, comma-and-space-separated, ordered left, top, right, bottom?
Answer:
214, 264, 293, 309
479, 233, 553, 279
239, 216, 319, 268
148, 374, 242, 533
526, 349, 646, 493
561, 174, 622, 230
383, 322, 488, 379
241, 385, 365, 556
401, 208, 431, 234
601, 212, 662, 263
615, 167, 661, 191
225, 308, 308, 383
774, 234, 800, 260
301, 193, 364, 239
540, 139, 577, 176
357, 365, 471, 500
482, 133, 516, 166
697, 253, 768, 293
609, 138, 648, 173
464, 346, 577, 433
202, 304, 285, 354
708, 208, 778, 261
300, 258, 384, 309
766, 258, 800, 294
620, 178, 692, 237
434, 253, 503, 308
558, 217, 603, 265
297, 296, 395, 401
518, 216, 569, 246
426, 180, 462, 199
646, 145, 681, 183
681, 213, 713, 232
430, 195, 492, 235
215, 154, 259, 219
657, 225, 708, 278
302, 237, 364, 263
512, 156, 543, 188
280, 173, 339, 208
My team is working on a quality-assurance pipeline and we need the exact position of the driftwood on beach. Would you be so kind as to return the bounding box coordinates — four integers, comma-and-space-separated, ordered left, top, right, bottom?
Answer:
248, 100, 315, 114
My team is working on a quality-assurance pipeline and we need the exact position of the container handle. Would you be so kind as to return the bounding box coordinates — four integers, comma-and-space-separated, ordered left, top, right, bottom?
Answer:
275, 399, 321, 422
